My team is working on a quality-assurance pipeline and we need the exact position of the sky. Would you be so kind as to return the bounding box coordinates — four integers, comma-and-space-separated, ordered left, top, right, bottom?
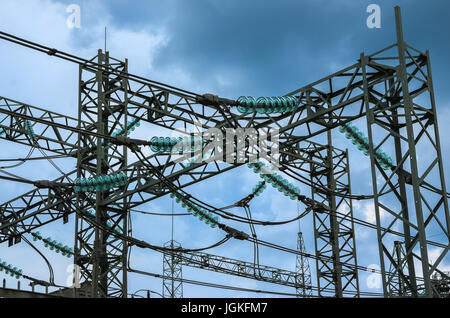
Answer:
0, 0, 449, 298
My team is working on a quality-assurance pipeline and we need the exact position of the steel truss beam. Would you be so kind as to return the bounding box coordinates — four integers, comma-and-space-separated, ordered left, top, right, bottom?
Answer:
0, 96, 91, 155
168, 249, 312, 295
307, 138, 359, 297
74, 51, 129, 298
296, 232, 313, 297
162, 240, 183, 298
359, 7, 450, 297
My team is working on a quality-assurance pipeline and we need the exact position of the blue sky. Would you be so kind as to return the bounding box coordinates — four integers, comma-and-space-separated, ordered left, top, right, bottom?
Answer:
0, 0, 449, 298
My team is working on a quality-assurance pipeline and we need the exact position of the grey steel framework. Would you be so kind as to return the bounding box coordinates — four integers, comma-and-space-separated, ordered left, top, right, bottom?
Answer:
308, 139, 359, 297
0, 6, 448, 298
162, 240, 183, 298
163, 247, 312, 296
74, 51, 130, 297
296, 232, 312, 297
387, 241, 409, 297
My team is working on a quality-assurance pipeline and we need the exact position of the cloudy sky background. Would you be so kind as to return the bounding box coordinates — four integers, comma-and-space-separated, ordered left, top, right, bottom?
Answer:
0, 0, 449, 297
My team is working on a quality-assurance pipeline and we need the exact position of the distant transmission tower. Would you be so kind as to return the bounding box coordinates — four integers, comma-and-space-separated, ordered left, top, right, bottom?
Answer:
295, 231, 312, 297
162, 240, 183, 298
162, 199, 183, 298
387, 241, 409, 297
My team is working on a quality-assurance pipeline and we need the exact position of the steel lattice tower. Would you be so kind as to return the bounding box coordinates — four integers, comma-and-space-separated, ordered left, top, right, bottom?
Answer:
162, 240, 183, 298
387, 241, 409, 297
74, 51, 130, 298
295, 232, 312, 297
0, 6, 447, 298
308, 138, 360, 297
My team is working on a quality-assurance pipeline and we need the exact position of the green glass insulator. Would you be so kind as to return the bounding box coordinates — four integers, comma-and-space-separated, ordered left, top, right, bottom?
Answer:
150, 136, 159, 150
350, 126, 359, 135
357, 143, 366, 151
256, 97, 266, 114
157, 137, 164, 147
386, 157, 394, 167
110, 174, 120, 187
103, 175, 112, 187
248, 96, 257, 109
120, 172, 127, 185
237, 96, 247, 105
237, 106, 248, 113
289, 96, 298, 107
204, 215, 212, 225
271, 97, 281, 113
87, 178, 95, 192
345, 131, 353, 139
117, 173, 125, 186
279, 97, 288, 113
351, 136, 359, 145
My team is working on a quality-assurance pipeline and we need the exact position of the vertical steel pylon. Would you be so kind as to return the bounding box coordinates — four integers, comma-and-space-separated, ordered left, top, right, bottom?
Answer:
387, 241, 409, 297
162, 240, 183, 298
309, 136, 360, 297
295, 231, 312, 297
361, 6, 450, 298
74, 50, 129, 298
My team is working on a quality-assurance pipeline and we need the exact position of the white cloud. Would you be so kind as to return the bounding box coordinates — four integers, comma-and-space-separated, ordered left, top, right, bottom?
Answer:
358, 201, 386, 224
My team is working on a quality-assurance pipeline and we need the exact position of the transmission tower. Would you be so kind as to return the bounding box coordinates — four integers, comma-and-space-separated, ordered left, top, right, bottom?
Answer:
162, 240, 183, 298
0, 6, 447, 299
74, 51, 130, 298
308, 140, 359, 297
387, 241, 409, 297
295, 232, 312, 297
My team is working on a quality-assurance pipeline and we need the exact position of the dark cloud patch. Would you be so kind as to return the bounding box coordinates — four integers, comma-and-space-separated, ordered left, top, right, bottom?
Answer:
54, 0, 450, 102
66, 0, 450, 103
